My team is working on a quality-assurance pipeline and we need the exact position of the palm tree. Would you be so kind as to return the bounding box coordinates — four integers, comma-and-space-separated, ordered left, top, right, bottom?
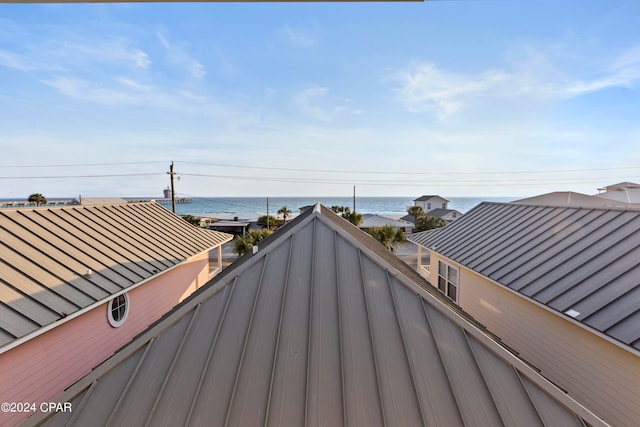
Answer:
28, 193, 47, 206
234, 229, 272, 256
367, 225, 407, 253
414, 215, 446, 232
330, 205, 363, 226
277, 206, 292, 224
407, 205, 424, 219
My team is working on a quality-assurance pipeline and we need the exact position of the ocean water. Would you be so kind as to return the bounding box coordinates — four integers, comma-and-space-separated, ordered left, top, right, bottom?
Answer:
170, 196, 517, 220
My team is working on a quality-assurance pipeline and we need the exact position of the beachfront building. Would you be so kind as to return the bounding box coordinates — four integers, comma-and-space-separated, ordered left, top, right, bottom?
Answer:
413, 195, 450, 211
409, 201, 640, 427
409, 195, 462, 224
25, 204, 606, 427
0, 202, 232, 426
359, 213, 414, 235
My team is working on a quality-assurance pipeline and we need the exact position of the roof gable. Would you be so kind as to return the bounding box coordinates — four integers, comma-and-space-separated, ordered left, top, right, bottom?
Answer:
0, 202, 232, 352
414, 195, 449, 202
25, 204, 605, 426
409, 202, 640, 353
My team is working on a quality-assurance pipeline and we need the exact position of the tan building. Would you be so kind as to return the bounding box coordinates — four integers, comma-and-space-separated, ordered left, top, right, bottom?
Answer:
410, 201, 640, 427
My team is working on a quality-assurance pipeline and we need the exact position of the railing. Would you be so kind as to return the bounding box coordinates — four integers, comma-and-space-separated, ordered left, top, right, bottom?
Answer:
419, 264, 431, 279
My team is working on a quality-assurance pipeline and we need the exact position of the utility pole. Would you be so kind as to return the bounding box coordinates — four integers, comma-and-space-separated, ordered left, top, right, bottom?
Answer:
168, 161, 177, 214
266, 197, 269, 229
353, 185, 356, 213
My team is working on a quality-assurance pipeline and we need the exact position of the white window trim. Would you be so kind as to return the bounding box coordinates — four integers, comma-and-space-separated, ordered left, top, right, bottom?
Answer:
437, 261, 459, 303
107, 293, 130, 328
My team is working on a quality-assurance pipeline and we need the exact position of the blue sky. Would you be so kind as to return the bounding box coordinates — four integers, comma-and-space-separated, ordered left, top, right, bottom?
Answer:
1, 1, 639, 198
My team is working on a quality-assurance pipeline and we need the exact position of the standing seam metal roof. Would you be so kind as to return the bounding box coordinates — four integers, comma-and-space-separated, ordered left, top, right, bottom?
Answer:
25, 204, 607, 427
408, 201, 640, 352
0, 202, 232, 351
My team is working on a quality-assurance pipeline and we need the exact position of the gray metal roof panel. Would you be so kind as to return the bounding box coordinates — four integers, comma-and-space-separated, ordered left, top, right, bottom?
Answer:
0, 202, 232, 352
408, 201, 640, 352
25, 204, 606, 427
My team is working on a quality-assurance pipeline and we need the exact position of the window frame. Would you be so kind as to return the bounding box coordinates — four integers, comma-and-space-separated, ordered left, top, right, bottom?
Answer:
107, 293, 130, 328
437, 261, 459, 303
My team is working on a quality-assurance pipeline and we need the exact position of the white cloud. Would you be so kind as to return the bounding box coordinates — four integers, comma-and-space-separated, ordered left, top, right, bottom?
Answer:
156, 32, 205, 79
280, 24, 316, 48
291, 86, 357, 122
389, 45, 640, 119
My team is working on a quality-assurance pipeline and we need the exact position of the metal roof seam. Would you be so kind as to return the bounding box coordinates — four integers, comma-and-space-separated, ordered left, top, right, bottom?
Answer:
27, 209, 148, 282
503, 210, 617, 289
223, 253, 269, 427
145, 304, 202, 427
303, 219, 317, 427
510, 365, 547, 426
263, 236, 295, 427
419, 297, 466, 424
57, 208, 159, 275
506, 210, 614, 294
333, 229, 348, 427
483, 207, 579, 281
529, 223, 640, 304
0, 255, 82, 313
385, 270, 424, 426
89, 207, 178, 269
184, 284, 235, 427
66, 379, 99, 427
462, 328, 507, 426
387, 280, 431, 425
0, 223, 124, 297
105, 337, 157, 427
461, 205, 546, 269
357, 249, 388, 426
505, 211, 639, 296
104, 205, 193, 261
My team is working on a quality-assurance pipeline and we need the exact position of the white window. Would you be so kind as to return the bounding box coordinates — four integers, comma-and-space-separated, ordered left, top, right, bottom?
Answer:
437, 261, 458, 303
107, 293, 129, 327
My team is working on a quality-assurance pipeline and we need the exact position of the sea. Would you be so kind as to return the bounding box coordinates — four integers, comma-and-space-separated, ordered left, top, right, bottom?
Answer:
169, 196, 517, 220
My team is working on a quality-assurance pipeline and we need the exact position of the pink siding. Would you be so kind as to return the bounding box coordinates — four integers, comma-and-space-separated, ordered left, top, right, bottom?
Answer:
0, 253, 211, 427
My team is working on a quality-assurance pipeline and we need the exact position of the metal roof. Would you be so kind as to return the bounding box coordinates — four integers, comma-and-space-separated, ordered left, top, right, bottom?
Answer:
25, 204, 606, 427
409, 201, 640, 352
0, 202, 232, 351
359, 214, 414, 229
513, 192, 632, 208
414, 195, 449, 202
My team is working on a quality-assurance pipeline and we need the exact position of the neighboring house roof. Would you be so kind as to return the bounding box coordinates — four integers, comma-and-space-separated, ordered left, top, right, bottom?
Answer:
71, 197, 129, 206
26, 204, 605, 427
513, 191, 630, 208
359, 213, 414, 229
593, 181, 640, 205
426, 208, 460, 218
409, 201, 640, 353
0, 202, 233, 353
402, 209, 460, 224
414, 195, 449, 202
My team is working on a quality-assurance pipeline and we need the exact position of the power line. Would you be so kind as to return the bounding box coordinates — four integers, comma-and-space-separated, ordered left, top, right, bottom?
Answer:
0, 161, 168, 168
0, 173, 164, 179
178, 160, 640, 176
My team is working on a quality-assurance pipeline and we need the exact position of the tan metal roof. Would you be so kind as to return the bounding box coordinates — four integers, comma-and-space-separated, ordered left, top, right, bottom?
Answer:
0, 202, 232, 351
25, 204, 606, 427
409, 201, 640, 353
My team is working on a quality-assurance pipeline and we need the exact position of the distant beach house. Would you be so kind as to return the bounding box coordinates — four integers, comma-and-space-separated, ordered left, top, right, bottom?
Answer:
359, 213, 414, 235
409, 200, 640, 426
0, 202, 232, 426
24, 204, 606, 427
408, 195, 462, 223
